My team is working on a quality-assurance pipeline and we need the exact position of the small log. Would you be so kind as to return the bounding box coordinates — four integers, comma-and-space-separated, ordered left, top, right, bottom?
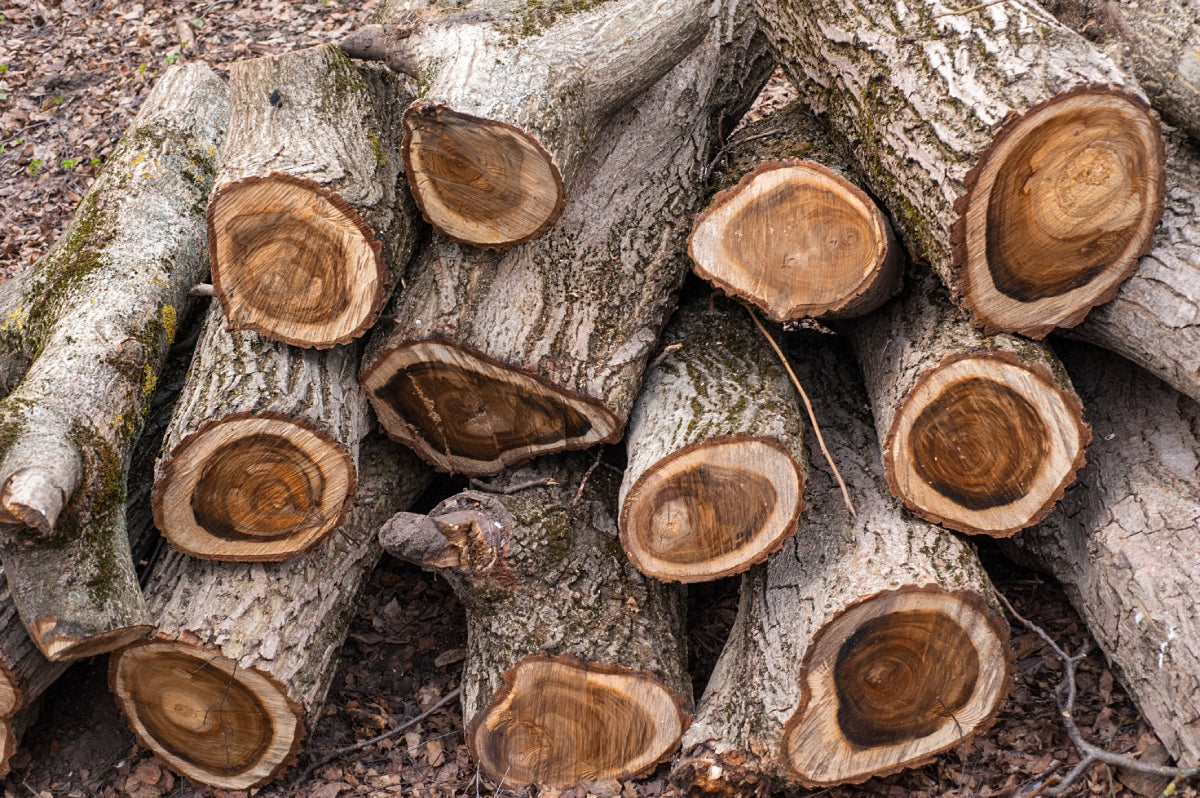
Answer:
618, 292, 807, 582
845, 269, 1089, 537
380, 454, 691, 788
0, 63, 228, 660
341, 0, 713, 248
152, 301, 366, 560
110, 437, 430, 790
674, 332, 1010, 793
359, 3, 774, 476
757, 0, 1165, 337
1004, 340, 1200, 765
689, 101, 901, 321
208, 45, 415, 348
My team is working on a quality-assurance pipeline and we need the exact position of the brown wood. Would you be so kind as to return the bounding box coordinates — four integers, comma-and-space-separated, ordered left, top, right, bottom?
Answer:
619, 292, 807, 582
674, 332, 1010, 793
380, 454, 691, 789
111, 437, 430, 790
756, 0, 1165, 337
0, 63, 228, 661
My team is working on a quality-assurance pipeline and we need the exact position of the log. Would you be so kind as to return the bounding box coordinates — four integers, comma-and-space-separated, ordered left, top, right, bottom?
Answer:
844, 269, 1089, 537
208, 45, 416, 348
152, 300, 365, 560
110, 436, 430, 790
358, 3, 774, 476
341, 0, 714, 248
380, 454, 691, 789
674, 331, 1010, 793
0, 62, 228, 661
756, 0, 1166, 337
689, 101, 901, 321
618, 291, 807, 582
1003, 340, 1200, 765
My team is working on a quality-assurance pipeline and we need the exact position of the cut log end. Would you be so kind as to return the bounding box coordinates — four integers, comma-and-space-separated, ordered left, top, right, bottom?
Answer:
35, 621, 153, 662
208, 172, 387, 348
958, 86, 1165, 336
467, 655, 689, 788
153, 412, 356, 560
690, 160, 899, 320
885, 352, 1088, 537
402, 101, 565, 248
361, 341, 620, 476
782, 586, 1009, 787
620, 436, 805, 582
110, 641, 302, 791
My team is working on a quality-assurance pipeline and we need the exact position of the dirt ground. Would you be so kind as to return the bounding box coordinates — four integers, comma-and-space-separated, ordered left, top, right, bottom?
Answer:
1, 2, 1198, 797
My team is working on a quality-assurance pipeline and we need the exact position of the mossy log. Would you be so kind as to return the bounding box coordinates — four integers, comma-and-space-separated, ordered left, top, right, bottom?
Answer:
208, 45, 416, 348
358, 3, 773, 476
674, 332, 1010, 793
380, 453, 691, 789
756, 0, 1165, 337
1003, 340, 1200, 765
0, 62, 228, 661
844, 269, 1089, 537
341, 0, 714, 248
152, 301, 367, 561
689, 101, 901, 321
110, 436, 430, 791
618, 292, 807, 582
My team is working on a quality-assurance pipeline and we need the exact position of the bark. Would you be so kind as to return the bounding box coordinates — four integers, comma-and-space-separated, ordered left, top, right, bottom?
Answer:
674, 331, 1010, 793
152, 300, 366, 561
1065, 125, 1200, 404
359, 1, 774, 476
689, 101, 901, 321
756, 0, 1166, 337
618, 292, 807, 582
110, 436, 431, 791
380, 453, 691, 789
341, 0, 714, 248
208, 45, 416, 348
0, 62, 228, 661
843, 269, 1089, 537
1003, 340, 1200, 766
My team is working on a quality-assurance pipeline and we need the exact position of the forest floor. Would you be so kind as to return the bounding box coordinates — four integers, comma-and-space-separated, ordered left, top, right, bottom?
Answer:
1, 2, 1197, 797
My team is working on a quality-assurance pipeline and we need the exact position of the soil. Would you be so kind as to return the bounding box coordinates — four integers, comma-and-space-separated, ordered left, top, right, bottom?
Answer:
0, 2, 1197, 797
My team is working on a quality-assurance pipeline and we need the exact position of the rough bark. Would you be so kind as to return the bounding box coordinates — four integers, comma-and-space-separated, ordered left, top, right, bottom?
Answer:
1065, 125, 1200, 404
110, 436, 430, 791
618, 291, 807, 582
0, 62, 228, 661
380, 454, 691, 789
1004, 340, 1200, 766
208, 45, 416, 348
757, 0, 1165, 337
152, 301, 366, 560
689, 101, 901, 320
359, 1, 774, 476
341, 0, 714, 248
843, 269, 1090, 537
674, 331, 1010, 793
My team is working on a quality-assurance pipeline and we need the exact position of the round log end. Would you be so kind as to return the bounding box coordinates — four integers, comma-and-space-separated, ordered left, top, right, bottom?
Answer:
467, 655, 689, 788
884, 352, 1088, 537
782, 586, 1010, 787
402, 101, 565, 248
0, 665, 21, 719
208, 172, 387, 348
620, 436, 805, 582
360, 340, 621, 477
0, 719, 15, 778
110, 641, 302, 791
689, 160, 899, 321
35, 621, 154, 662
152, 412, 356, 561
957, 86, 1165, 337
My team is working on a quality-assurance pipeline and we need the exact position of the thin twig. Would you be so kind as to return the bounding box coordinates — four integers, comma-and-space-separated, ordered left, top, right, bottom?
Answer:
572, 449, 604, 508
934, 0, 1011, 17
740, 302, 856, 517
188, 283, 216, 297
468, 477, 557, 495
648, 343, 683, 372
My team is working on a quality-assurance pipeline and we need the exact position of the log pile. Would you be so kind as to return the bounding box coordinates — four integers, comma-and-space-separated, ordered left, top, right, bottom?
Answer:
6, 0, 1200, 789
